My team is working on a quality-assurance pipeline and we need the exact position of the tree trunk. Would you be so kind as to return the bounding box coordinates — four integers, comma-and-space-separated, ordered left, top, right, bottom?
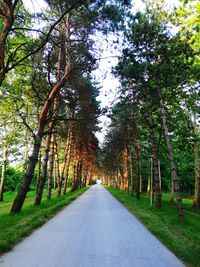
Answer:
24, 134, 29, 172
171, 179, 175, 204
0, 145, 8, 202
123, 145, 129, 192
47, 135, 54, 200
63, 144, 72, 195
0, 1, 16, 86
146, 88, 161, 208
128, 152, 133, 192
157, 86, 183, 217
147, 176, 150, 195
192, 115, 200, 208
134, 142, 140, 198
140, 175, 142, 193
116, 154, 120, 189
57, 124, 72, 196
36, 152, 42, 194
71, 159, 78, 192
34, 134, 51, 205
10, 133, 43, 213
35, 90, 59, 204
132, 125, 140, 198
54, 134, 61, 190
76, 160, 82, 189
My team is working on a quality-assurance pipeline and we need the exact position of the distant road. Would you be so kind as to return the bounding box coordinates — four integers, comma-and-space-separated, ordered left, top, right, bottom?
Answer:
0, 185, 185, 267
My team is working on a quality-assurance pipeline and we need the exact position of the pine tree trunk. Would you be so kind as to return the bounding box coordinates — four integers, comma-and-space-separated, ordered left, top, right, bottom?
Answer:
35, 94, 59, 204
0, 1, 15, 86
130, 113, 140, 198
34, 134, 51, 205
157, 86, 183, 217
63, 148, 72, 195
134, 143, 140, 198
171, 179, 175, 204
57, 125, 72, 196
71, 159, 78, 192
24, 137, 29, 172
77, 160, 82, 188
116, 157, 120, 189
0, 145, 8, 202
10, 133, 43, 213
47, 135, 54, 200
147, 176, 150, 195
140, 175, 142, 193
129, 152, 133, 192
54, 135, 61, 190
123, 145, 129, 192
54, 155, 57, 189
192, 116, 200, 208
36, 152, 42, 194
146, 88, 161, 208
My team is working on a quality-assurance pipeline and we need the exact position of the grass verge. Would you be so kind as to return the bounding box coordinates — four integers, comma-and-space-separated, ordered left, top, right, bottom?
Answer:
0, 187, 88, 253
106, 186, 200, 267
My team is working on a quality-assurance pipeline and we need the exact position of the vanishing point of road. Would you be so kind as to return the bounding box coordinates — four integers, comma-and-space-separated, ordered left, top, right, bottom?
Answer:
0, 185, 185, 267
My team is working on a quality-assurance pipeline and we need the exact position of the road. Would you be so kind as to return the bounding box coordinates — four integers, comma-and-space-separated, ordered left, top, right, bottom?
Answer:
0, 185, 185, 267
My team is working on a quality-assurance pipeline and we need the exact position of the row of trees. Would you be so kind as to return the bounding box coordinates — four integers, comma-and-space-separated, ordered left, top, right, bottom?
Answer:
99, 1, 200, 217
0, 0, 199, 219
0, 0, 131, 212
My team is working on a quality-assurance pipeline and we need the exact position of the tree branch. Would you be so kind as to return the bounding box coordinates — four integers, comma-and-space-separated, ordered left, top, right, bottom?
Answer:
7, 0, 85, 72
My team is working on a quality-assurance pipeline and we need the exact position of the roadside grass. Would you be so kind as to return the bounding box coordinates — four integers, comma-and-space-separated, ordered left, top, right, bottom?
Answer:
106, 187, 200, 267
0, 187, 88, 253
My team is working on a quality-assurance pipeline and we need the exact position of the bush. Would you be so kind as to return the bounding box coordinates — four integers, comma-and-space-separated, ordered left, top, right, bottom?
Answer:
0, 165, 37, 192
3, 166, 24, 192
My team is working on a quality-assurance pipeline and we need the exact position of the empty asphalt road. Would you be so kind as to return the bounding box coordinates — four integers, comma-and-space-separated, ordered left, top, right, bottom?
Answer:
0, 185, 185, 267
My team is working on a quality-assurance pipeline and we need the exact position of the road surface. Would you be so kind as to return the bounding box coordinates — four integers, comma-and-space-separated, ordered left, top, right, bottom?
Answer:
0, 185, 185, 267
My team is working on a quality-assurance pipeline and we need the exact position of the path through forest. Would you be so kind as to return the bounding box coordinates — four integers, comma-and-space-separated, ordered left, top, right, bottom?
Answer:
0, 185, 185, 267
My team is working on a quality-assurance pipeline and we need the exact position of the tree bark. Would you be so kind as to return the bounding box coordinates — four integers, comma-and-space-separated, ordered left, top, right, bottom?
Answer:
128, 152, 133, 192
0, 0, 16, 85
47, 135, 54, 200
0, 145, 8, 202
123, 144, 129, 192
131, 115, 140, 199
71, 158, 78, 192
147, 176, 150, 195
10, 133, 43, 213
146, 88, 161, 208
54, 134, 61, 188
34, 134, 51, 205
63, 134, 72, 194
36, 152, 42, 194
57, 124, 72, 196
157, 86, 183, 217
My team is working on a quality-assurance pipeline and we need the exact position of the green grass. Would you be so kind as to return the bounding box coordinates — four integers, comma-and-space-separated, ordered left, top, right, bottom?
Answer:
0, 188, 88, 253
106, 187, 200, 267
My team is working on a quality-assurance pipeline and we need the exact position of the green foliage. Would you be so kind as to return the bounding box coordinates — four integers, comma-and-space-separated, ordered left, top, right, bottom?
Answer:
3, 166, 23, 192
0, 165, 37, 192
107, 186, 200, 267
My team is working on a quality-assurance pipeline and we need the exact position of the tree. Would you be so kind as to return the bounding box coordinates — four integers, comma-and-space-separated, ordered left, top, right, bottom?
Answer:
112, 9, 197, 216
10, 12, 72, 213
